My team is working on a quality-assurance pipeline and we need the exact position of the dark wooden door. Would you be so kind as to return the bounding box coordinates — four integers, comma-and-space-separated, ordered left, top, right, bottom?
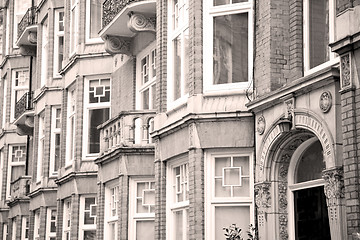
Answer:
294, 186, 331, 240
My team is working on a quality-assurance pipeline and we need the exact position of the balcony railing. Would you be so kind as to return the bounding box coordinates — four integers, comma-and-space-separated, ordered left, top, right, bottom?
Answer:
99, 110, 156, 155
14, 91, 33, 120
10, 176, 31, 201
102, 0, 143, 27
18, 6, 37, 40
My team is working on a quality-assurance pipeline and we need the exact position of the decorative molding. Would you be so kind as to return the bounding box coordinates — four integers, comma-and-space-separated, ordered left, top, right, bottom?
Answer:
27, 31, 37, 44
257, 115, 266, 135
319, 91, 332, 113
254, 182, 271, 210
188, 122, 201, 149
104, 35, 131, 55
128, 12, 156, 33
340, 53, 351, 91
322, 168, 344, 206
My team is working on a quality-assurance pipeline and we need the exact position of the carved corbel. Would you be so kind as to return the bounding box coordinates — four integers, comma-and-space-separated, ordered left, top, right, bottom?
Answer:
27, 31, 37, 44
104, 35, 132, 55
322, 168, 344, 207
255, 182, 271, 211
19, 45, 36, 56
127, 12, 156, 33
340, 53, 352, 91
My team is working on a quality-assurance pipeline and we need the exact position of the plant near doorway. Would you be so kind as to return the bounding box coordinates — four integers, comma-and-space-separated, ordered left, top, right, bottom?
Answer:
223, 224, 257, 240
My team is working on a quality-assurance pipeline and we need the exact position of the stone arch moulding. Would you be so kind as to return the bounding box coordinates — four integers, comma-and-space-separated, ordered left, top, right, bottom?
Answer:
257, 108, 336, 182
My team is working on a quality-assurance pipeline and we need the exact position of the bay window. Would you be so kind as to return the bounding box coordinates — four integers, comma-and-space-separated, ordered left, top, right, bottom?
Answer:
50, 107, 61, 176
167, 0, 189, 107
6, 145, 26, 198
303, 0, 336, 73
36, 114, 45, 182
104, 184, 119, 240
79, 196, 96, 240
129, 179, 155, 240
86, 0, 103, 42
83, 78, 110, 157
54, 9, 64, 77
203, 0, 252, 92
63, 200, 71, 240
205, 152, 254, 240
167, 160, 189, 240
66, 89, 76, 165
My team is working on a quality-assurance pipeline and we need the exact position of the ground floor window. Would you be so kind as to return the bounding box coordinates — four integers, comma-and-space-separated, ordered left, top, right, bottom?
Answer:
46, 208, 56, 240
63, 199, 71, 240
79, 196, 97, 240
104, 182, 119, 240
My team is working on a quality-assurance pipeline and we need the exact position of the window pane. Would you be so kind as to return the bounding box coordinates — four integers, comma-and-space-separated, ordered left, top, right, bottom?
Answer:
215, 178, 231, 197
151, 84, 156, 109
136, 221, 154, 240
83, 230, 96, 240
11, 165, 24, 181
175, 211, 183, 240
90, 0, 101, 38
173, 35, 181, 100
184, 29, 189, 95
88, 108, 110, 153
309, 0, 329, 68
84, 212, 95, 225
214, 0, 248, 5
296, 141, 324, 183
54, 133, 60, 171
142, 89, 149, 110
233, 156, 249, 175
215, 206, 250, 240
213, 13, 248, 84
58, 36, 64, 71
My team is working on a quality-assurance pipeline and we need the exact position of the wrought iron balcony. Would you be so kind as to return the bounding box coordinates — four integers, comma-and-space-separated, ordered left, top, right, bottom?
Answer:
15, 92, 33, 120
18, 6, 37, 40
102, 0, 144, 28
99, 110, 156, 155
10, 176, 31, 201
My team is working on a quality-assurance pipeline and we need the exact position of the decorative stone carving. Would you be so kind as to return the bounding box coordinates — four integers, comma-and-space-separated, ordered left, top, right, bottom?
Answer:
284, 97, 294, 120
19, 45, 36, 56
340, 53, 351, 90
319, 91, 332, 113
27, 31, 37, 44
255, 182, 271, 210
104, 35, 131, 55
257, 115, 266, 135
128, 12, 156, 33
322, 168, 344, 206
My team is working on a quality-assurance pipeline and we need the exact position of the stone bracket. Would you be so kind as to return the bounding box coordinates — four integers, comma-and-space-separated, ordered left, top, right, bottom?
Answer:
127, 12, 156, 33
104, 35, 132, 55
28, 31, 37, 44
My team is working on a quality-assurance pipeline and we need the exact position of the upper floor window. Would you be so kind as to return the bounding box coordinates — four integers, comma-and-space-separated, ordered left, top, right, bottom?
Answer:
137, 43, 156, 110
46, 208, 57, 240
303, 0, 336, 74
13, 1, 31, 48
83, 78, 110, 157
41, 18, 48, 87
70, 0, 79, 55
50, 107, 61, 176
203, 0, 253, 92
79, 196, 97, 240
66, 88, 76, 165
167, 0, 189, 108
205, 152, 253, 240
86, 0, 103, 43
7, 145, 26, 198
54, 9, 64, 77
11, 69, 29, 121
36, 114, 45, 182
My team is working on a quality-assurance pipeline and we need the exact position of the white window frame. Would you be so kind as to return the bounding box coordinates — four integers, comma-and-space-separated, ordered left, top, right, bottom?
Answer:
70, 0, 79, 55
10, 69, 29, 122
166, 158, 189, 240
0, 149, 4, 201
78, 195, 97, 240
36, 113, 45, 183
5, 7, 10, 55
203, 1, 253, 94
33, 210, 40, 240
2, 77, 7, 128
85, 0, 103, 44
21, 216, 29, 240
50, 106, 61, 177
41, 17, 48, 87
62, 199, 71, 240
46, 208, 57, 240
82, 76, 111, 159
303, 0, 338, 75
136, 42, 157, 110
167, 0, 189, 110
104, 182, 119, 240
6, 145, 27, 199
54, 9, 64, 78
205, 150, 254, 240
128, 178, 155, 240
66, 88, 76, 166
11, 218, 16, 240
3, 223, 8, 240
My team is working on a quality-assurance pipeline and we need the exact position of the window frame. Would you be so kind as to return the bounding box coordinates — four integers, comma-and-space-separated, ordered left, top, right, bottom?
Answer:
10, 69, 29, 122
11, 218, 16, 240
205, 150, 254, 240
62, 199, 72, 240
166, 157, 189, 240
41, 17, 49, 87
85, 0, 103, 44
53, 9, 64, 78
82, 76, 111, 159
203, 1, 253, 93
13, 1, 31, 48
167, 0, 190, 110
128, 178, 155, 240
136, 42, 157, 110
6, 145, 27, 199
21, 216, 29, 240
70, 0, 79, 56
78, 195, 97, 240
46, 208, 57, 240
33, 210, 40, 240
104, 182, 119, 240
36, 113, 45, 183
2, 77, 7, 128
66, 88, 76, 166
303, 0, 337, 76
50, 106, 61, 177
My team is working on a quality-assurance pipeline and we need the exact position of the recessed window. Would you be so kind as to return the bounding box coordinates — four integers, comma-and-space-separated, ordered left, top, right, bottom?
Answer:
50, 107, 61, 176
54, 9, 64, 77
46, 209, 57, 240
203, 0, 252, 92
86, 0, 104, 42
66, 88, 76, 165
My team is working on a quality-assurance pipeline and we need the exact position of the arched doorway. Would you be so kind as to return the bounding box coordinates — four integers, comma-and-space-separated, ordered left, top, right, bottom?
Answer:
288, 138, 331, 240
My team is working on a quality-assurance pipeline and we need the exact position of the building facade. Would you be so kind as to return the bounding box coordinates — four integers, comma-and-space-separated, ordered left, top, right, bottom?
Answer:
0, 0, 357, 240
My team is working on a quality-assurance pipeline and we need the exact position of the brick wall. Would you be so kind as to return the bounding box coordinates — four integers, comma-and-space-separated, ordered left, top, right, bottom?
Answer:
96, 182, 105, 240
119, 175, 129, 240
60, 88, 68, 168
154, 159, 166, 240
70, 194, 80, 240
39, 207, 47, 240
56, 199, 63, 240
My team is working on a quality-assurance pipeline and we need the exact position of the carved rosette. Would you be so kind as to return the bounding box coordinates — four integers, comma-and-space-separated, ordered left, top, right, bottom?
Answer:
319, 91, 332, 113
27, 31, 37, 44
128, 13, 156, 33
257, 115, 266, 135
255, 182, 271, 212
104, 35, 131, 55
322, 168, 345, 207
340, 53, 351, 90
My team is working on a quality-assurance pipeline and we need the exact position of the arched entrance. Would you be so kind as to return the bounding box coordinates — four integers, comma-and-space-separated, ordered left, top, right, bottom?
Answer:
255, 110, 346, 240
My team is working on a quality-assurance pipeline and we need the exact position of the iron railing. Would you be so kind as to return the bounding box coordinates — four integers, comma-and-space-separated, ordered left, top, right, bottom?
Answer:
102, 0, 144, 27
14, 91, 33, 120
17, 6, 37, 40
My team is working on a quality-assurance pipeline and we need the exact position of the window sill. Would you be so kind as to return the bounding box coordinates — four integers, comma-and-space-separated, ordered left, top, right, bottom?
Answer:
167, 95, 188, 113
203, 88, 251, 98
